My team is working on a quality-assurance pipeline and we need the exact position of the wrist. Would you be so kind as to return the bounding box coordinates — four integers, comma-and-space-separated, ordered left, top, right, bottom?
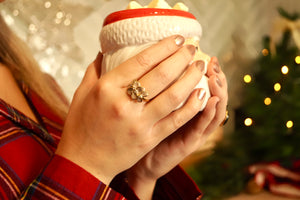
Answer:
126, 169, 156, 200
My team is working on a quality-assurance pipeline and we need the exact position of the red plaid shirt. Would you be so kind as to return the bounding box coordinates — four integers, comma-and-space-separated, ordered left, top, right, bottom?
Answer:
0, 80, 202, 200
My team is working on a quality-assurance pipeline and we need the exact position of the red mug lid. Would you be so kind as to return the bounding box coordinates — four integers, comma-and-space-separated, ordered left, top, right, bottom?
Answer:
103, 8, 196, 26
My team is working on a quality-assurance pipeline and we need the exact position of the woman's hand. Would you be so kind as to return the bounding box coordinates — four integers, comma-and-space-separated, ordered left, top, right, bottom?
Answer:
126, 57, 228, 199
55, 35, 206, 186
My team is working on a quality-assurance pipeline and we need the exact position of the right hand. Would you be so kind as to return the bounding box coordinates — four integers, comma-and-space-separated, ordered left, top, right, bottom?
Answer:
56, 35, 206, 185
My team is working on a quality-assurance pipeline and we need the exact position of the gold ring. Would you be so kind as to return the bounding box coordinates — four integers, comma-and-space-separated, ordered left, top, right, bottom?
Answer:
127, 80, 149, 102
220, 110, 229, 126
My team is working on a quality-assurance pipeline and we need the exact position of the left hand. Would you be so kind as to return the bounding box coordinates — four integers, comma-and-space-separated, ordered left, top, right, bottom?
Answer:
126, 57, 228, 199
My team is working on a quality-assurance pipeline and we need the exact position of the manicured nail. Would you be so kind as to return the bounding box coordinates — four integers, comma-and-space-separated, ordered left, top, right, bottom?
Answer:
186, 45, 196, 55
198, 89, 206, 100
195, 60, 205, 73
175, 35, 185, 46
213, 63, 220, 73
216, 77, 223, 87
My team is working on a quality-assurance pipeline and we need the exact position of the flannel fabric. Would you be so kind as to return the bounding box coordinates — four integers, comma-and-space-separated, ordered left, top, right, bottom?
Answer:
0, 79, 202, 200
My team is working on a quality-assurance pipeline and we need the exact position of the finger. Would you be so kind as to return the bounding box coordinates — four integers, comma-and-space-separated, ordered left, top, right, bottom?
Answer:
206, 56, 219, 76
208, 74, 228, 99
139, 45, 197, 99
207, 57, 226, 85
105, 35, 186, 86
204, 75, 228, 134
145, 60, 205, 121
206, 57, 227, 95
164, 98, 219, 157
206, 56, 228, 128
194, 96, 220, 135
152, 87, 208, 143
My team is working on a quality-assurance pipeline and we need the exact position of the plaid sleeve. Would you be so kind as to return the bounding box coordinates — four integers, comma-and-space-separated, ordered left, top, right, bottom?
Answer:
111, 166, 202, 200
22, 155, 127, 200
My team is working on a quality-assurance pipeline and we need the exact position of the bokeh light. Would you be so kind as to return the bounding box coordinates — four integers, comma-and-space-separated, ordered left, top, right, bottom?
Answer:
286, 120, 294, 128
244, 118, 253, 126
274, 83, 281, 92
264, 97, 271, 105
295, 56, 300, 64
243, 74, 252, 83
262, 49, 269, 56
281, 65, 289, 75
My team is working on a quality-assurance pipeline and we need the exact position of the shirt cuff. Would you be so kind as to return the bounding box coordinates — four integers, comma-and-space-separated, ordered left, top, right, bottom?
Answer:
24, 154, 126, 199
111, 165, 202, 200
153, 166, 203, 200
110, 172, 140, 200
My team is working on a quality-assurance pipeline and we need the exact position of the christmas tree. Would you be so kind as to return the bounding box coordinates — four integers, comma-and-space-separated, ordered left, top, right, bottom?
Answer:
187, 8, 300, 200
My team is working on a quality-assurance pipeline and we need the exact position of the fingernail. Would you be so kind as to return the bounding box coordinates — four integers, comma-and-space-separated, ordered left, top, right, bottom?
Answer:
213, 63, 220, 73
195, 60, 205, 73
198, 89, 206, 100
216, 77, 223, 87
186, 45, 196, 55
175, 35, 185, 46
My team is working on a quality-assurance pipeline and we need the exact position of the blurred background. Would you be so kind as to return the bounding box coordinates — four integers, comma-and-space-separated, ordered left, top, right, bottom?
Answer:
1, 0, 300, 199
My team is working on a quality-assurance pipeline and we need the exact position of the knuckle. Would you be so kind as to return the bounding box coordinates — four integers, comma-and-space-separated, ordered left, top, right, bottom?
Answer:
127, 125, 139, 138
128, 123, 149, 142
95, 80, 128, 120
157, 68, 172, 85
110, 102, 127, 119
95, 79, 111, 98
137, 139, 153, 152
171, 114, 185, 130
190, 100, 201, 111
165, 40, 176, 52
168, 91, 183, 108
72, 88, 81, 101
135, 52, 153, 68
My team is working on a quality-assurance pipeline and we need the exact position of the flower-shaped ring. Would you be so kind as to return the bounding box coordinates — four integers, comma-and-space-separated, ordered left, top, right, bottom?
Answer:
127, 80, 149, 102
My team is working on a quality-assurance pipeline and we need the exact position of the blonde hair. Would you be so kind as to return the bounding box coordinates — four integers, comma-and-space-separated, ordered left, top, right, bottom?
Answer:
0, 14, 68, 120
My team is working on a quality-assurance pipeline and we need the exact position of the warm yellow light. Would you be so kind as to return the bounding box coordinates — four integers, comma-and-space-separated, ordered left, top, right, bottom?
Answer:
44, 1, 51, 8
244, 118, 253, 126
244, 74, 252, 83
262, 49, 269, 56
286, 120, 294, 128
295, 56, 300, 64
274, 83, 281, 92
281, 65, 289, 74
264, 97, 271, 105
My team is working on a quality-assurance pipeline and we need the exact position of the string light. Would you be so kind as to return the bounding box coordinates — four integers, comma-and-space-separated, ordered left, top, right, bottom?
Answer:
28, 24, 37, 33
281, 65, 289, 75
64, 13, 72, 26
55, 18, 62, 24
12, 10, 19, 16
295, 56, 300, 64
244, 118, 253, 126
44, 1, 52, 8
286, 120, 293, 128
262, 49, 269, 56
264, 97, 271, 105
243, 74, 252, 83
64, 18, 71, 26
274, 83, 281, 92
56, 11, 64, 19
